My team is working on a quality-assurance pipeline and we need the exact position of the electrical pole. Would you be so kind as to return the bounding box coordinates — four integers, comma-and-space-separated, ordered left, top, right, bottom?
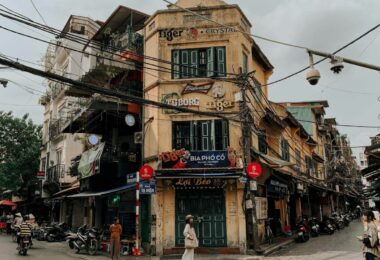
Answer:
237, 71, 259, 251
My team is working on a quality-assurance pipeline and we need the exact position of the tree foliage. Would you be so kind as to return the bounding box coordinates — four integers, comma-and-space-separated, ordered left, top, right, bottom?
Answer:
0, 112, 41, 196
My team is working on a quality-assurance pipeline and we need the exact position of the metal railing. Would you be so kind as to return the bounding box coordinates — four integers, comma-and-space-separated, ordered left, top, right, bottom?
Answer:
46, 164, 65, 182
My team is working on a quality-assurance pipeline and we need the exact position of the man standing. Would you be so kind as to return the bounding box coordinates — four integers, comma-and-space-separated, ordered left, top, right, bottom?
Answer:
109, 217, 122, 260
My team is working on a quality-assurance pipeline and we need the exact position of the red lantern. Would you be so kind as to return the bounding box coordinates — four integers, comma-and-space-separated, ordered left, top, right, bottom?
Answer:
246, 162, 262, 179
139, 165, 154, 181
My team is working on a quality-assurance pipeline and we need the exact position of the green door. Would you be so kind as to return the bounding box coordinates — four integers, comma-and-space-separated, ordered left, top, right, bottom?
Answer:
175, 189, 226, 247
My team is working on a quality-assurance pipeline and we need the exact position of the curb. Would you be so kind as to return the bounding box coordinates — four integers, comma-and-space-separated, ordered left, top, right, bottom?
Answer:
256, 239, 295, 256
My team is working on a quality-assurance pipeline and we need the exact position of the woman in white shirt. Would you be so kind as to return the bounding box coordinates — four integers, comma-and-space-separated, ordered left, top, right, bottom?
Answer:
182, 215, 198, 260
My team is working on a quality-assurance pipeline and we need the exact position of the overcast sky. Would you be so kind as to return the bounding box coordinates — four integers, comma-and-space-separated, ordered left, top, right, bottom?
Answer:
0, 0, 379, 155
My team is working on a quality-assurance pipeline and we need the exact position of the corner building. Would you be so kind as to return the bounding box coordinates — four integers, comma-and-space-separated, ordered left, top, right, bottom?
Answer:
143, 0, 273, 255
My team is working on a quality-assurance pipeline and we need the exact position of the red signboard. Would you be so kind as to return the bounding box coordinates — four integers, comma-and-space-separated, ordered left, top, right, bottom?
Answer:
246, 162, 262, 179
36, 171, 45, 179
139, 165, 154, 181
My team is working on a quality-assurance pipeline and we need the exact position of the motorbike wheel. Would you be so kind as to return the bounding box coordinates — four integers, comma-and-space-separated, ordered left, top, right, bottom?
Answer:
23, 249, 27, 256
88, 240, 98, 256
47, 235, 54, 242
69, 240, 74, 249
75, 241, 81, 254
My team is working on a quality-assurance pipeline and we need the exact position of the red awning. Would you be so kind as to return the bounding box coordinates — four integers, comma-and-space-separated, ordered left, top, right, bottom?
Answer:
0, 200, 16, 207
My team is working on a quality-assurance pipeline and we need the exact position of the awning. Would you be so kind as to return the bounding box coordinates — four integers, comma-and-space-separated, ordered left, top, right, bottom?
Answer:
251, 147, 294, 168
0, 200, 16, 207
362, 163, 380, 175
67, 184, 135, 198
52, 184, 80, 197
78, 142, 105, 179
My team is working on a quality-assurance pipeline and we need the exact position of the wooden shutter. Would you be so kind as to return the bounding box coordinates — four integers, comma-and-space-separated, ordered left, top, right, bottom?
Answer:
172, 50, 180, 79
181, 50, 189, 78
207, 48, 214, 77
216, 47, 226, 77
190, 50, 199, 77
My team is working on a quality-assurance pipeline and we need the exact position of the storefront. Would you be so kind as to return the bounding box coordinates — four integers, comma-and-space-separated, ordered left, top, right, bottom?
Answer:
153, 168, 244, 255
265, 174, 289, 236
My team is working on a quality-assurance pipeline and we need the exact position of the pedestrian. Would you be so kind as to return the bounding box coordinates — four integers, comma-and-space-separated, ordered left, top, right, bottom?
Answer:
13, 213, 23, 227
6, 212, 13, 234
182, 214, 198, 260
362, 211, 380, 260
109, 217, 122, 260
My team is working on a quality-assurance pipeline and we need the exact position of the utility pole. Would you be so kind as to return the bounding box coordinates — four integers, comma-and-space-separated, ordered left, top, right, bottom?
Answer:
236, 71, 259, 251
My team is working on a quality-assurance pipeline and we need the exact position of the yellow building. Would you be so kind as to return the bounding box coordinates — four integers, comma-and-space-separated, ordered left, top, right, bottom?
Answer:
143, 0, 273, 255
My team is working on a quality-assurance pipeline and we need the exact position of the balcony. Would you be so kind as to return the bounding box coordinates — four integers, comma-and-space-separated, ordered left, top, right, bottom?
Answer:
46, 164, 65, 182
43, 164, 65, 195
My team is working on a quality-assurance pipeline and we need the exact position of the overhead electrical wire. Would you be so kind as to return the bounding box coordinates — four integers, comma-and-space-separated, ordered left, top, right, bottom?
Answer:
0, 7, 239, 79
161, 0, 380, 87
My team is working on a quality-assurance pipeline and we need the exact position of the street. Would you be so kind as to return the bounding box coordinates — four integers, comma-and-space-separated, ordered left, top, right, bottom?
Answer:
267, 220, 364, 260
0, 221, 364, 260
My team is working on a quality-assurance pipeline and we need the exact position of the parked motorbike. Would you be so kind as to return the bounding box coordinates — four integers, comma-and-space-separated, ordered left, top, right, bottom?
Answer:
319, 217, 334, 235
308, 217, 320, 237
18, 235, 31, 256
296, 218, 310, 242
73, 225, 100, 255
331, 213, 344, 230
46, 223, 70, 242
66, 230, 79, 250
342, 214, 350, 227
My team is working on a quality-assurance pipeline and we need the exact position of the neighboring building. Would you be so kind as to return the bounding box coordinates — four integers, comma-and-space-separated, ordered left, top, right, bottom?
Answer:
358, 149, 368, 170
51, 6, 149, 237
39, 15, 100, 221
362, 134, 380, 209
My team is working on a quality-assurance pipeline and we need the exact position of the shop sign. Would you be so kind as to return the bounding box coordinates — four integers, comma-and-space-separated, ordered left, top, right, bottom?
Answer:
267, 179, 288, 195
161, 93, 200, 113
182, 82, 213, 95
203, 27, 239, 34
173, 178, 226, 189
36, 171, 45, 180
126, 173, 137, 184
140, 181, 156, 195
158, 27, 238, 41
206, 99, 234, 112
159, 149, 236, 169
255, 197, 268, 220
158, 28, 184, 41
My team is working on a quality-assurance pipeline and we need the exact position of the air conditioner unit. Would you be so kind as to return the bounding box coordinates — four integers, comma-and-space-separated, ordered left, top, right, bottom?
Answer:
134, 132, 143, 144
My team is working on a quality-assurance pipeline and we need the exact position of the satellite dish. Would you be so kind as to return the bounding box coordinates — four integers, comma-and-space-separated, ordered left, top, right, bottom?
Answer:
88, 135, 99, 145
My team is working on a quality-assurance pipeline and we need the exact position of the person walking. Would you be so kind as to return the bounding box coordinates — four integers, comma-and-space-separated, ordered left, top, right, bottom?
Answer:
182, 215, 198, 260
362, 211, 380, 260
109, 217, 122, 260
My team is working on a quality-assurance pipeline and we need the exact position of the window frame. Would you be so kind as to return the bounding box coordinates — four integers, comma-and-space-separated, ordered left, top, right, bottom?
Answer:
258, 130, 267, 154
280, 139, 290, 162
172, 47, 226, 79
172, 120, 229, 151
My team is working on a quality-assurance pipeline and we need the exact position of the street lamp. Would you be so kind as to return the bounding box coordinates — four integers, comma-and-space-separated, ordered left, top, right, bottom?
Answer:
0, 78, 8, 88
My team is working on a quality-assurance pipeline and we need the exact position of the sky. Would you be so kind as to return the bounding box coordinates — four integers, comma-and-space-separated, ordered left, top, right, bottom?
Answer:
0, 0, 379, 157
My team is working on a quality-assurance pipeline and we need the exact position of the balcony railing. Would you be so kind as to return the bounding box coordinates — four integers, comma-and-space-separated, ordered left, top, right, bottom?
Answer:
46, 164, 65, 183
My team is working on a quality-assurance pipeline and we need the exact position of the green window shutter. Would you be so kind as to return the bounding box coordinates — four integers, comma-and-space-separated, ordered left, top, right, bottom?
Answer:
207, 48, 215, 77
172, 50, 180, 79
181, 50, 189, 78
216, 47, 226, 77
190, 50, 199, 77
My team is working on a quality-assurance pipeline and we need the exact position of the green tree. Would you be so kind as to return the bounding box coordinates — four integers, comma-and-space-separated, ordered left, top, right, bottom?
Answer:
0, 112, 41, 196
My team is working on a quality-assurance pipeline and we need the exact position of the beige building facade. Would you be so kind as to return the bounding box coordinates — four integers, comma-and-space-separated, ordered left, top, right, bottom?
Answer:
143, 0, 272, 255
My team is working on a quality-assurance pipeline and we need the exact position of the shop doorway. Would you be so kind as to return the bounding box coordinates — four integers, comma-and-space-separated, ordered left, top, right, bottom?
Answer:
175, 189, 226, 247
